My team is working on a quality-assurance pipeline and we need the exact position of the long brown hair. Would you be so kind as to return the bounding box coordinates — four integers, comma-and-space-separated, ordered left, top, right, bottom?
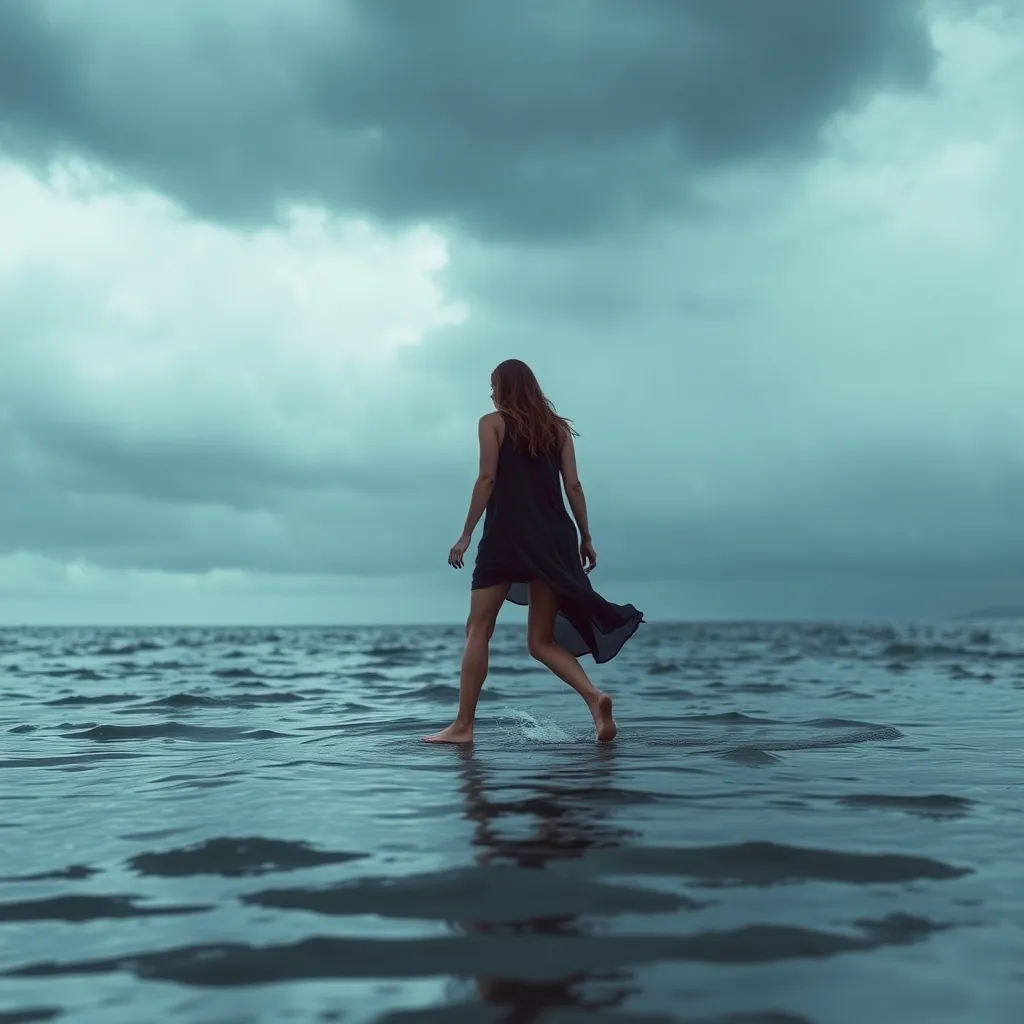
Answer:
491, 359, 578, 457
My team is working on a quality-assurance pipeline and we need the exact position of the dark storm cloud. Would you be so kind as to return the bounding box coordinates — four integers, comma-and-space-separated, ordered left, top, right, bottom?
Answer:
10, 410, 439, 507
0, 411, 460, 576
8, 393, 1024, 587
0, 0, 934, 238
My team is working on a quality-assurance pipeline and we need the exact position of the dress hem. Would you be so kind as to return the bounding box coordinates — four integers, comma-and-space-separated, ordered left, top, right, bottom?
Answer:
473, 575, 644, 664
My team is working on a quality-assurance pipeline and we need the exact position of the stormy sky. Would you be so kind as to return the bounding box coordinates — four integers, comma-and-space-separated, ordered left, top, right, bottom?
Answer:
1, 0, 1022, 625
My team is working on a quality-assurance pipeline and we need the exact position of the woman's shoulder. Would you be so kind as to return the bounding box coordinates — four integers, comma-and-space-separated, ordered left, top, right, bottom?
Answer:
480, 410, 505, 442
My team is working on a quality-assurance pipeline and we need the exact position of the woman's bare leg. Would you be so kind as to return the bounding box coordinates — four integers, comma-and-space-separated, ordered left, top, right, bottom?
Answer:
424, 582, 511, 744
527, 579, 616, 742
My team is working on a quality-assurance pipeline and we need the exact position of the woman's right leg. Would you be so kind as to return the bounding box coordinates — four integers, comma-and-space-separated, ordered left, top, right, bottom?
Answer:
424, 582, 510, 744
526, 579, 617, 742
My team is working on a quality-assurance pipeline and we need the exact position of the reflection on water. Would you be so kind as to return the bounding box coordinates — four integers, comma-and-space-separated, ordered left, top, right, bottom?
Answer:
456, 746, 637, 1019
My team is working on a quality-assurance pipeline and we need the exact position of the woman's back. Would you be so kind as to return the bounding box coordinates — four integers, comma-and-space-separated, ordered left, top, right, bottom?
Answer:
488, 414, 568, 525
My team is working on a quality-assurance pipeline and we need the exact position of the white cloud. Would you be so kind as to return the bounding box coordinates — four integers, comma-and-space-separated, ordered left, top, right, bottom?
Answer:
0, 157, 467, 472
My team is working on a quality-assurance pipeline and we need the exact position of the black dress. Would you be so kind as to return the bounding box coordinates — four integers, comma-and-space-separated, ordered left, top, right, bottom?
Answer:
471, 415, 644, 663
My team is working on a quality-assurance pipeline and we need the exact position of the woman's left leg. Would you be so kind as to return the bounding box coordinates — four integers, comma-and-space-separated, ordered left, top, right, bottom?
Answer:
423, 582, 511, 744
526, 578, 617, 742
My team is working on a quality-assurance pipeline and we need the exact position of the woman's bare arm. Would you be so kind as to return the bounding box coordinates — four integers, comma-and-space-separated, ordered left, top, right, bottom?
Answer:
458, 413, 501, 539
559, 428, 591, 542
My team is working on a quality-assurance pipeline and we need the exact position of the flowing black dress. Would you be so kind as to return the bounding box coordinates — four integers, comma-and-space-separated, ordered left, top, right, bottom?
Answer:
471, 415, 643, 663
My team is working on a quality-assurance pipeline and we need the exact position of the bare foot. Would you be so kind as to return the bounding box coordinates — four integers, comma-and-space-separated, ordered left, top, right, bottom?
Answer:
423, 722, 474, 744
590, 693, 617, 743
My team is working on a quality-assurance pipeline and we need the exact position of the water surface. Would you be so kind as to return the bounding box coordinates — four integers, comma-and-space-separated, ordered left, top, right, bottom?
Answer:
1, 621, 1022, 1022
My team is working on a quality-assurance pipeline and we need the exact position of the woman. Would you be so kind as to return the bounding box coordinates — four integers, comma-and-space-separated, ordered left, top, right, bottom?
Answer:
424, 359, 644, 745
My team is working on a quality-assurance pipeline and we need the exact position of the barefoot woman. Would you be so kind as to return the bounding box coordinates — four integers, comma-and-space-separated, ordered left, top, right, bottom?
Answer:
424, 359, 644, 745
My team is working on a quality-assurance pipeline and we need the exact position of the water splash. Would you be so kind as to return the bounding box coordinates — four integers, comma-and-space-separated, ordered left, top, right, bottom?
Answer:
494, 707, 574, 743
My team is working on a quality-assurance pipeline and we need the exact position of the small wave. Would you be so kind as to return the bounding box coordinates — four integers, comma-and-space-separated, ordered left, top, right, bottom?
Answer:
762, 726, 903, 750
0, 1005, 60, 1023
730, 682, 791, 695
838, 794, 974, 819
1, 752, 146, 769
232, 690, 306, 705
44, 693, 137, 707
718, 748, 782, 766
371, 657, 424, 668
2, 912, 952, 983
38, 669, 105, 681
141, 692, 304, 709
242, 863, 698, 921
336, 701, 376, 713
646, 661, 682, 675
625, 718, 901, 755
127, 836, 365, 878
60, 724, 290, 743
827, 688, 872, 701
140, 693, 224, 709
948, 664, 976, 679
149, 770, 246, 792
0, 864, 96, 883
212, 668, 261, 679
91, 641, 164, 656
802, 717, 888, 730
366, 646, 422, 667
882, 641, 1024, 662
366, 644, 419, 658
405, 683, 460, 702
0, 894, 208, 924
682, 712, 778, 725
581, 840, 969, 885
406, 682, 507, 704
644, 686, 699, 699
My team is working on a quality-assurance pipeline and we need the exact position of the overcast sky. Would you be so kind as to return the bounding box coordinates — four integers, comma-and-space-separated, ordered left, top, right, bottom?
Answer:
1, 0, 1022, 626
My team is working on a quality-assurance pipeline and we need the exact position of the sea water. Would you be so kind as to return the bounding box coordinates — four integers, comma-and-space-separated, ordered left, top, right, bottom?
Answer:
1, 621, 1022, 1023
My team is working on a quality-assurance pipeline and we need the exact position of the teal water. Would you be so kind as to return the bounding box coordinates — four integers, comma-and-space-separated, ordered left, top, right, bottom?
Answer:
1, 621, 1022, 1023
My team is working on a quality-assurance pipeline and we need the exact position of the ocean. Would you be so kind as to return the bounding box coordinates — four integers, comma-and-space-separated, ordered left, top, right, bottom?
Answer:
1, 620, 1022, 1023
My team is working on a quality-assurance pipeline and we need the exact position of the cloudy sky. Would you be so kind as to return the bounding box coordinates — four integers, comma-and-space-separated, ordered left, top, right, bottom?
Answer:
1, 0, 1022, 626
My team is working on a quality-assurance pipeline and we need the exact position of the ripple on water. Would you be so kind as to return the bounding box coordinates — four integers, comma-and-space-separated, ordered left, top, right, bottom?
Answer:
574, 841, 970, 886
836, 793, 975, 819
1, 620, 1021, 1021
3, 913, 955, 984
59, 724, 292, 742
126, 837, 367, 878
241, 863, 703, 921
0, 894, 210, 923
